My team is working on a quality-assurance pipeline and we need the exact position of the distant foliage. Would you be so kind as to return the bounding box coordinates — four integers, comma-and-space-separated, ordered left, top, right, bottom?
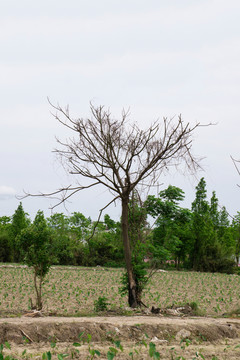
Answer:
0, 179, 239, 276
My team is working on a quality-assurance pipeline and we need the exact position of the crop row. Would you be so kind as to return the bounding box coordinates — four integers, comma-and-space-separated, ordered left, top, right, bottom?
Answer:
0, 266, 240, 316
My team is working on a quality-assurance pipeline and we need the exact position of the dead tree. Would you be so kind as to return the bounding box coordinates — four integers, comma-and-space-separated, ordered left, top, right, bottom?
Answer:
26, 103, 205, 307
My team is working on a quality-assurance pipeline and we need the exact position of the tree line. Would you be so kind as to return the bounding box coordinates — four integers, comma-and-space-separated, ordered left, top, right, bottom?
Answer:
1, 177, 239, 274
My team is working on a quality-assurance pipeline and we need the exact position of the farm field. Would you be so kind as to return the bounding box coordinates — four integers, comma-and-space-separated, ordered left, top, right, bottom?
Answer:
0, 265, 240, 317
1, 265, 240, 359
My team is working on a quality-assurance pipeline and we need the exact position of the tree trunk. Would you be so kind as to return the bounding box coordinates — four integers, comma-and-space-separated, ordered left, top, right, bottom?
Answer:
176, 257, 180, 271
192, 233, 201, 271
34, 267, 42, 310
236, 255, 239, 267
121, 196, 138, 308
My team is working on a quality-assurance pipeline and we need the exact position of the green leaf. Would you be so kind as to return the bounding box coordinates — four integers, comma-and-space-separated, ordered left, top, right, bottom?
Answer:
57, 354, 69, 360
185, 338, 191, 347
149, 342, 156, 357
114, 340, 123, 351
107, 351, 116, 360
4, 341, 11, 350
73, 342, 82, 347
140, 340, 147, 348
87, 334, 92, 343
78, 331, 84, 339
46, 351, 52, 360
108, 347, 118, 354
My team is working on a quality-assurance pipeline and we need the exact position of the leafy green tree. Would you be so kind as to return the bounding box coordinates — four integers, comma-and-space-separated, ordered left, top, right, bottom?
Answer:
0, 216, 12, 262
87, 231, 122, 266
0, 216, 11, 226
69, 212, 94, 265
47, 213, 75, 265
209, 195, 234, 260
103, 214, 123, 267
218, 207, 235, 256
146, 185, 192, 269
18, 211, 55, 310
104, 214, 117, 231
47, 212, 93, 266
191, 178, 214, 270
83, 214, 123, 267
11, 202, 30, 237
47, 212, 69, 231
209, 191, 220, 229
232, 212, 240, 266
11, 202, 30, 262
69, 212, 92, 242
219, 206, 230, 231
191, 178, 235, 273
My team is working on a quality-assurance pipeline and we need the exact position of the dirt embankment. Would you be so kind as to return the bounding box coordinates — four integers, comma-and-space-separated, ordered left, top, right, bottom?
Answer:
1, 316, 240, 343
0, 316, 240, 359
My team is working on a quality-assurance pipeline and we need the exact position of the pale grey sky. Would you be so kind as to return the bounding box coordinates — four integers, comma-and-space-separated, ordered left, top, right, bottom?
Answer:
1, 0, 240, 220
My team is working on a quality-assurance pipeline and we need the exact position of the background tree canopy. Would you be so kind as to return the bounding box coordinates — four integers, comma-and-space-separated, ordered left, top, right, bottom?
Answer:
0, 177, 238, 278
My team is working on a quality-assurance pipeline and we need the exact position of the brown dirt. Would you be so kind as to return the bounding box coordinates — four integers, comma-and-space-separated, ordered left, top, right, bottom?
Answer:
1, 315, 240, 359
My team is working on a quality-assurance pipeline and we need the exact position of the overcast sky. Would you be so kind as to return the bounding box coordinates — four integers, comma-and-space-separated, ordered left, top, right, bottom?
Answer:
1, 0, 240, 221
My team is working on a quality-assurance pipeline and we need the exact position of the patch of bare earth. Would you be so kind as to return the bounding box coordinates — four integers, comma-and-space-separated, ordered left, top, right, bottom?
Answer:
0, 316, 240, 359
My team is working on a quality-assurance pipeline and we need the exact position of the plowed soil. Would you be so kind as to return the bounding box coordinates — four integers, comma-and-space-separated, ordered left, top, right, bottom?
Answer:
1, 315, 240, 359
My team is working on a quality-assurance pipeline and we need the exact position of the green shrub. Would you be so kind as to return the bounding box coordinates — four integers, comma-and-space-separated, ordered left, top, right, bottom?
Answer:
94, 296, 109, 312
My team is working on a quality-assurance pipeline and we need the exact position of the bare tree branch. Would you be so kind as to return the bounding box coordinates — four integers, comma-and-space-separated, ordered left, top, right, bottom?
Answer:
23, 101, 211, 308
231, 155, 240, 176
18, 183, 100, 209
86, 195, 120, 241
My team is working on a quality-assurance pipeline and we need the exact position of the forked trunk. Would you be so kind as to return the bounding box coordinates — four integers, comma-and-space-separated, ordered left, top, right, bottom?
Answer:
121, 196, 138, 308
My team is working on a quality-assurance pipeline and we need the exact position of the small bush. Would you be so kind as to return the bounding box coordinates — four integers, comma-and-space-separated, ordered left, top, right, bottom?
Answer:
94, 296, 109, 312
190, 301, 198, 311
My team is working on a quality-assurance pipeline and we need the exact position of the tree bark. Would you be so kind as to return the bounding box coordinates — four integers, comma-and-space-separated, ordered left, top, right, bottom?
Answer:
34, 267, 42, 310
121, 196, 138, 308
